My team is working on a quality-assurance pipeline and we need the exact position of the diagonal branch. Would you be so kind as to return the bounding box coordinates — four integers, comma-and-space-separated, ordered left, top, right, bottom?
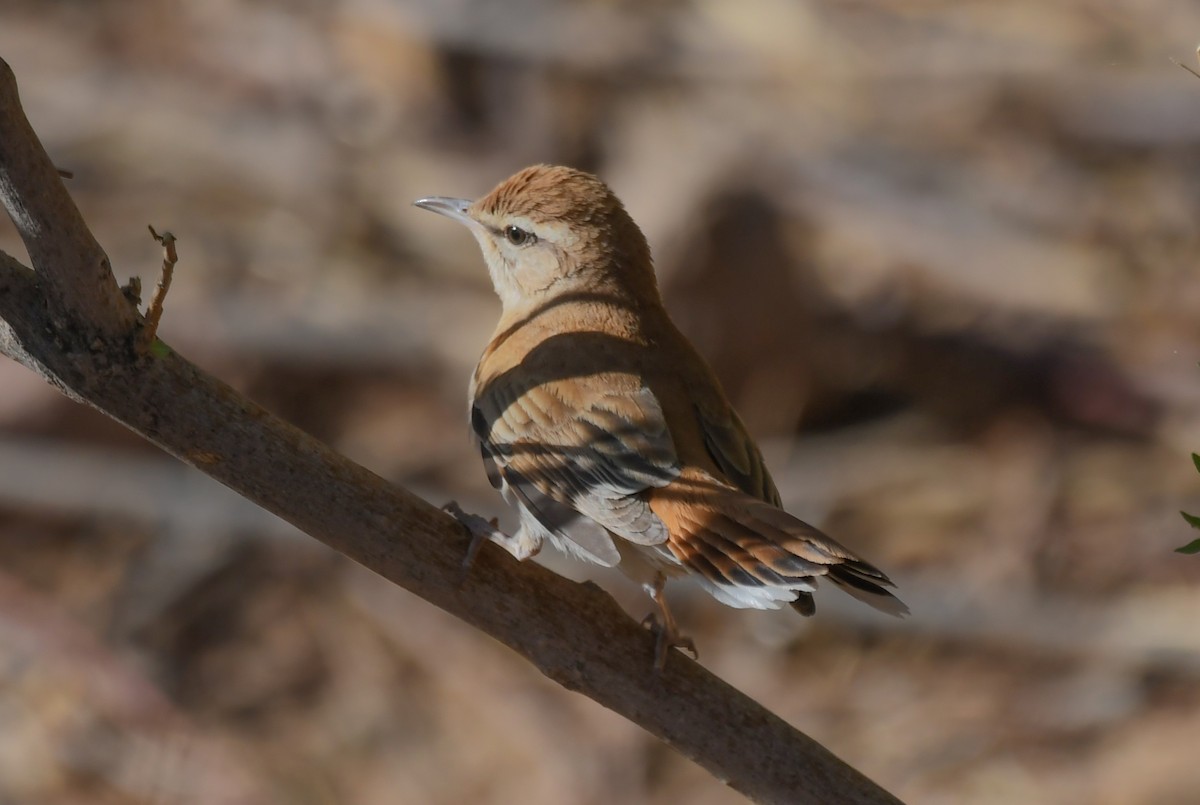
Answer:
0, 60, 136, 337
0, 56, 902, 805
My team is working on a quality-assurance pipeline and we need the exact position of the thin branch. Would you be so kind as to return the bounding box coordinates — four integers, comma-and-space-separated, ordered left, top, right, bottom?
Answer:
1169, 45, 1200, 80
1171, 58, 1200, 81
142, 226, 177, 346
0, 57, 903, 805
0, 59, 136, 337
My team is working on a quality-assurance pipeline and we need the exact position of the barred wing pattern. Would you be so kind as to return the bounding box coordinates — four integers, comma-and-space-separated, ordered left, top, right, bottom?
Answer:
471, 375, 680, 567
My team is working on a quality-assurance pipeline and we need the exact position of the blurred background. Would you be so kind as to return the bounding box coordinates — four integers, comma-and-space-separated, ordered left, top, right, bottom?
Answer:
2, 1, 1200, 803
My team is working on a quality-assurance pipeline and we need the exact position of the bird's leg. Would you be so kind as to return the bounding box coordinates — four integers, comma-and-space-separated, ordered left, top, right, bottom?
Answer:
640, 573, 698, 671
442, 501, 541, 572
442, 500, 506, 572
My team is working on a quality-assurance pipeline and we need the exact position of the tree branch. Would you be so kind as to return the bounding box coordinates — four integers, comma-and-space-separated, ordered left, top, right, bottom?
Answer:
0, 56, 902, 805
0, 60, 136, 337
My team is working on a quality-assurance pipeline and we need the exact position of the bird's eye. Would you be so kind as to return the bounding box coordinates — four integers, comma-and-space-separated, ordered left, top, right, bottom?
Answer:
504, 225, 534, 246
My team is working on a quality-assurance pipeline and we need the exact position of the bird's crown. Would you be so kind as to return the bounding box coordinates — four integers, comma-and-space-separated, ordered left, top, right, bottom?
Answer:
472, 164, 625, 227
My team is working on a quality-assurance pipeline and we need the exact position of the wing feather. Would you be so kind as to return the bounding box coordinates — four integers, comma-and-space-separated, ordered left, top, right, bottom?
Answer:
696, 401, 782, 507
472, 375, 681, 562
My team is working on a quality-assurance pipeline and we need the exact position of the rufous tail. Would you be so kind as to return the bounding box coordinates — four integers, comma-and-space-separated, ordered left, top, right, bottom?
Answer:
648, 470, 907, 616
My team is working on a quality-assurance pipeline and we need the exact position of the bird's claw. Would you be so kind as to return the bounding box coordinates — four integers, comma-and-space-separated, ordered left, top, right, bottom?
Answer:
442, 501, 505, 578
641, 612, 699, 671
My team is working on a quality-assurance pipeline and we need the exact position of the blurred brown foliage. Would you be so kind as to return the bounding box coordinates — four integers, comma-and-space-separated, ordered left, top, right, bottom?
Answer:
2, 1, 1200, 803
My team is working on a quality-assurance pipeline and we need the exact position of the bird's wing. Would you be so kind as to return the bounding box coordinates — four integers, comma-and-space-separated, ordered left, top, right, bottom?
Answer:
695, 399, 783, 507
472, 374, 681, 564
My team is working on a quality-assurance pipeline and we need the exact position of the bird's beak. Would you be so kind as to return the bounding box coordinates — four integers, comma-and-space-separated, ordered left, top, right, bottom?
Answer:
413, 196, 476, 228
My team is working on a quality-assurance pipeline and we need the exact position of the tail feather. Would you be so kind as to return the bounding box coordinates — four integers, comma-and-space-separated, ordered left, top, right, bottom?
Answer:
828, 565, 910, 617
691, 512, 823, 586
790, 592, 816, 616
649, 471, 906, 617
832, 558, 896, 591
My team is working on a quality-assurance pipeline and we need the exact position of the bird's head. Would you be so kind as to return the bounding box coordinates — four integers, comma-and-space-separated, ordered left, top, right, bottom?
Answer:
415, 165, 657, 313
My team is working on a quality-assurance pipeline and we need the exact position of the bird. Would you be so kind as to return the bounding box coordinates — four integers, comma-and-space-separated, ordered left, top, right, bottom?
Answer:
415, 165, 906, 669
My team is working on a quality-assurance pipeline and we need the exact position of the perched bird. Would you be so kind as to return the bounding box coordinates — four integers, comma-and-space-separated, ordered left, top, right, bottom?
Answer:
416, 165, 905, 668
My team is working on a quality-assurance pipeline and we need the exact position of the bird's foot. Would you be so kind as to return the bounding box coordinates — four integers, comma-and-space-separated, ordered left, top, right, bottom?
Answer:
442, 501, 542, 580
442, 501, 507, 576
641, 573, 698, 671
641, 612, 698, 671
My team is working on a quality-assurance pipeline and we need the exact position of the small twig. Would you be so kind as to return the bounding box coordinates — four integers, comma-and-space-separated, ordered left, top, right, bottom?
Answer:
55, 167, 74, 179
1170, 46, 1200, 80
1171, 59, 1200, 80
142, 225, 177, 347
